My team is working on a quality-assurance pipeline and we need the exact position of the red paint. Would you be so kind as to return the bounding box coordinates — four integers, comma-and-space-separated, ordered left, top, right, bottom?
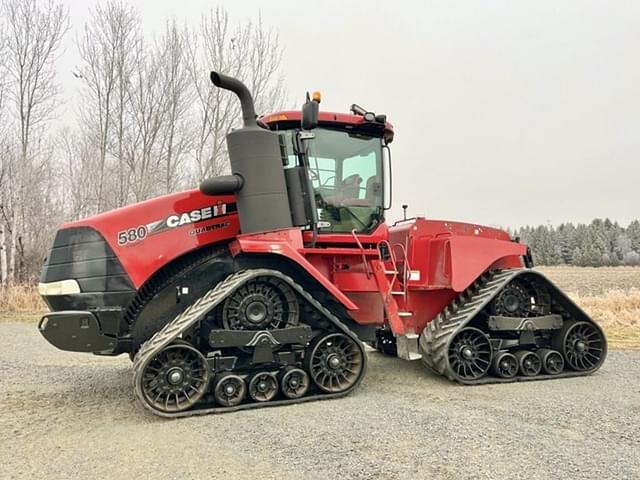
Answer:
62, 189, 240, 288
63, 187, 527, 337
56, 116, 528, 337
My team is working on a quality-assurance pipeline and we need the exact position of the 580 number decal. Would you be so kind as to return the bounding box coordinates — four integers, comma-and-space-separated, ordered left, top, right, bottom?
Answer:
117, 225, 147, 246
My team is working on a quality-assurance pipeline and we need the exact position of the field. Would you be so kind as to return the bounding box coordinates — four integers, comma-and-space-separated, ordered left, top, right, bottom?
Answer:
1, 266, 639, 348
536, 266, 640, 349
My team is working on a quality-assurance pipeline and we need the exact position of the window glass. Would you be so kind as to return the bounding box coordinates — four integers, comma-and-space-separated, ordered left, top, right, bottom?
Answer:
280, 128, 384, 233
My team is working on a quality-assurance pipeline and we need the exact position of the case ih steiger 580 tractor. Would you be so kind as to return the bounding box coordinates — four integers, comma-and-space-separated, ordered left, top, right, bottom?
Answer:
38, 72, 606, 417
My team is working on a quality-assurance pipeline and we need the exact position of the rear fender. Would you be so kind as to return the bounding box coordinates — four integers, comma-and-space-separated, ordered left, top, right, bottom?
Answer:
446, 236, 526, 292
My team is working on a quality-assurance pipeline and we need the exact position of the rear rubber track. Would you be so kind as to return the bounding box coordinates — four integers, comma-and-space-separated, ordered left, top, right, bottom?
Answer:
419, 268, 607, 385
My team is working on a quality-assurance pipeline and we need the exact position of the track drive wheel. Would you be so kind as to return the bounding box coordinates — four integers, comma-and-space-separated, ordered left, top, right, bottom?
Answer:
220, 277, 298, 330
306, 332, 365, 393
140, 343, 210, 414
447, 327, 492, 382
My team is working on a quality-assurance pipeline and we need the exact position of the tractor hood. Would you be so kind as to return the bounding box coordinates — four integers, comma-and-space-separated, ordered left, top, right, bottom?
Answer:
45, 189, 239, 291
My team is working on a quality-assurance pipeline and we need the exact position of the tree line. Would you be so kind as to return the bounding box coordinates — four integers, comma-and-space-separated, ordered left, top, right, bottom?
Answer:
514, 219, 640, 267
0, 0, 286, 285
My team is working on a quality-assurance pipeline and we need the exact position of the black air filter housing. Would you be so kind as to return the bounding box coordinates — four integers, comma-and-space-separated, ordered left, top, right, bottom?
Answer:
227, 125, 293, 234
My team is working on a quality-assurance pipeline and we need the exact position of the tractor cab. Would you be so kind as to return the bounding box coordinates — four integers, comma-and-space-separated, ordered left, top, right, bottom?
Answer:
261, 103, 394, 235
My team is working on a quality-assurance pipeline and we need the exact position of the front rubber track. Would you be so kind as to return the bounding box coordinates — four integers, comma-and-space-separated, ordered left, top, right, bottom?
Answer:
132, 269, 367, 418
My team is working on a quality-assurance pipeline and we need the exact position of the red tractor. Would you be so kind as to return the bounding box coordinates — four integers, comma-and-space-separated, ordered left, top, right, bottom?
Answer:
38, 72, 606, 417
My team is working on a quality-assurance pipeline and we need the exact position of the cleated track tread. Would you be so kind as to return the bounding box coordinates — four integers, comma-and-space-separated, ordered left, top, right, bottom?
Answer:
419, 268, 607, 385
133, 269, 367, 418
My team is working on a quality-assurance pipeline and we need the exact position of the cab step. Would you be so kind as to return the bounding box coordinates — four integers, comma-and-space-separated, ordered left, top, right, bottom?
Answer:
396, 333, 422, 361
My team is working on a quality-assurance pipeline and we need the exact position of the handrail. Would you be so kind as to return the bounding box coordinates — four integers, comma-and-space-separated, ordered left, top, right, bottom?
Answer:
391, 241, 411, 298
377, 239, 398, 299
351, 229, 372, 279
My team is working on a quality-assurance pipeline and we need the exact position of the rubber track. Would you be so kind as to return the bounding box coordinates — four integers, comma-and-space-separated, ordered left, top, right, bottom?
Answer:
123, 246, 225, 328
132, 269, 367, 418
419, 268, 606, 385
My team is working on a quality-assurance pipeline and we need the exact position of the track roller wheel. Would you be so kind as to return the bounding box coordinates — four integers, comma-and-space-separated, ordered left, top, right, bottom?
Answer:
280, 367, 310, 399
248, 372, 278, 402
213, 373, 246, 407
140, 343, 210, 414
306, 332, 365, 393
515, 350, 541, 377
555, 321, 606, 371
491, 351, 518, 379
447, 327, 492, 381
537, 348, 564, 375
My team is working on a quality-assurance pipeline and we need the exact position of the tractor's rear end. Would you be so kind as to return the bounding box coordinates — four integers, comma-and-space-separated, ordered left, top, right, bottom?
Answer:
381, 218, 607, 383
37, 71, 606, 418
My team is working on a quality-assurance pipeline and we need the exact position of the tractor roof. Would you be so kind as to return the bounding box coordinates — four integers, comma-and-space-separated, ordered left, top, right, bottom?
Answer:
260, 110, 394, 143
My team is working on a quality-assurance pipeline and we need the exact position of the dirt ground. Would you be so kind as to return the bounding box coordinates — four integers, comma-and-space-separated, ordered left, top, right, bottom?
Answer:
1, 323, 639, 480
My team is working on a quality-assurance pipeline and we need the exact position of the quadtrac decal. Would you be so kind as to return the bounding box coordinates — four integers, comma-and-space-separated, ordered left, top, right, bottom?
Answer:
117, 202, 237, 246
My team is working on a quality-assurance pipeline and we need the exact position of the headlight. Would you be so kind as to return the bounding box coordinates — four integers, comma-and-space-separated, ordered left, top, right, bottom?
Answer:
38, 279, 81, 296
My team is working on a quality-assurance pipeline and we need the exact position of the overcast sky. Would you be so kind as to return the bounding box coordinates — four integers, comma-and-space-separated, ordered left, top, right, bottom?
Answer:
59, 0, 640, 228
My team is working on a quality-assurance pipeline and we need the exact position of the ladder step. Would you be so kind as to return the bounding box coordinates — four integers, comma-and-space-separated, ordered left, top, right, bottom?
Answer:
384, 270, 398, 275
398, 311, 413, 317
391, 291, 406, 296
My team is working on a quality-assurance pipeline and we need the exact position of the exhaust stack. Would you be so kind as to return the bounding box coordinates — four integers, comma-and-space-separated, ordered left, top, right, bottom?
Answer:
210, 72, 257, 127
200, 71, 293, 234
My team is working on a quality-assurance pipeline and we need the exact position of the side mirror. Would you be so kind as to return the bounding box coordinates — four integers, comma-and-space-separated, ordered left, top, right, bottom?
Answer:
301, 100, 319, 130
382, 145, 392, 209
301, 91, 320, 130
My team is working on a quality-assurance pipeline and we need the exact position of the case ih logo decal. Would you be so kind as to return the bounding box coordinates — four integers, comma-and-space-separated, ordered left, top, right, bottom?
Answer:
117, 202, 237, 246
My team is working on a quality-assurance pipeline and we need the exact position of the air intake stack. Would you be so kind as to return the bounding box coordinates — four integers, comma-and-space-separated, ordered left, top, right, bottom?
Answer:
200, 72, 292, 234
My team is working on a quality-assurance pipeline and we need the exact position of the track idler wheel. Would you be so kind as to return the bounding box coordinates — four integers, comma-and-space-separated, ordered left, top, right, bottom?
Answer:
248, 372, 278, 402
515, 350, 541, 377
213, 373, 246, 407
139, 343, 210, 414
537, 348, 564, 375
306, 332, 365, 393
280, 367, 310, 399
491, 351, 518, 379
555, 321, 606, 372
447, 327, 492, 381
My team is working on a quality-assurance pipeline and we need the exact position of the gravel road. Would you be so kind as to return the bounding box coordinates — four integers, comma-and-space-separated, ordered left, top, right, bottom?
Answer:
1, 322, 639, 480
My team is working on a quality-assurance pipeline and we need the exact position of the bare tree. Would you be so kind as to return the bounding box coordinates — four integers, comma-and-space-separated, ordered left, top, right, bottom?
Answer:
123, 45, 172, 202
185, 8, 286, 180
75, 1, 141, 212
155, 20, 194, 194
0, 17, 8, 286
1, 0, 69, 283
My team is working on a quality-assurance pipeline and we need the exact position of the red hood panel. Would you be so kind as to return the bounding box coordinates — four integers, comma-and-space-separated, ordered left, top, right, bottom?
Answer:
64, 189, 240, 288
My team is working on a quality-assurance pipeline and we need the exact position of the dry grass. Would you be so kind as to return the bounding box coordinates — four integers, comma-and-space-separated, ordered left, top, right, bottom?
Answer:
538, 266, 640, 350
1, 266, 639, 349
0, 284, 46, 320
